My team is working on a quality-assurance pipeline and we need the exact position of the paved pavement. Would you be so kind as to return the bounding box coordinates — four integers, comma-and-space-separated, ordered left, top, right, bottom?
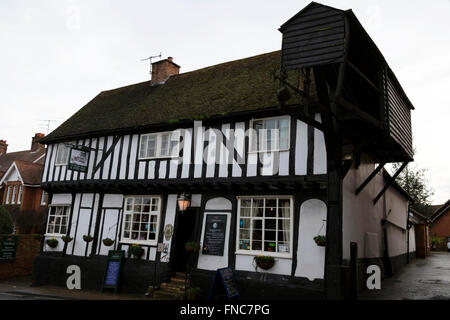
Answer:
0, 276, 151, 300
360, 251, 450, 300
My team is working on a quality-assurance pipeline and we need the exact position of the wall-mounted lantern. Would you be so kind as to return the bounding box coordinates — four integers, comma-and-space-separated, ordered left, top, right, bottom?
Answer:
177, 193, 191, 212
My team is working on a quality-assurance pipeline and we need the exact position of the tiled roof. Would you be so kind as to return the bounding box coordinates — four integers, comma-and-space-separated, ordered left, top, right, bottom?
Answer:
0, 148, 45, 179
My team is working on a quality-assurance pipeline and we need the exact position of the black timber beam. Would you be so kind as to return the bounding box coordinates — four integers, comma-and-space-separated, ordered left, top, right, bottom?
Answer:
346, 60, 380, 93
336, 96, 382, 129
355, 160, 387, 195
373, 162, 408, 204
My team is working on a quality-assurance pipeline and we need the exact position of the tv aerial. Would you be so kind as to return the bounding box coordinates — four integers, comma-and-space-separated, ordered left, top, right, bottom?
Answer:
141, 53, 162, 75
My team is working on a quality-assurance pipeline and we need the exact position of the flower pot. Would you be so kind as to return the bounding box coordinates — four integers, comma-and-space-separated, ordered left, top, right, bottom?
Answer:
83, 235, 94, 243
61, 236, 73, 243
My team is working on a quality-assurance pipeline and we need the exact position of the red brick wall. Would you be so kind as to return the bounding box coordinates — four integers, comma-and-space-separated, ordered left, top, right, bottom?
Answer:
0, 234, 42, 279
415, 224, 430, 258
431, 209, 450, 238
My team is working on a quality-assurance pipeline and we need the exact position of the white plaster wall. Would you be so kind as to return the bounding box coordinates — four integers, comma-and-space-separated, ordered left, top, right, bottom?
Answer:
98, 209, 120, 256
387, 224, 407, 257
313, 114, 327, 174
385, 186, 408, 230
103, 194, 123, 208
205, 197, 232, 211
235, 254, 292, 275
342, 158, 385, 260
51, 193, 72, 205
296, 199, 327, 280
295, 120, 308, 175
160, 194, 177, 262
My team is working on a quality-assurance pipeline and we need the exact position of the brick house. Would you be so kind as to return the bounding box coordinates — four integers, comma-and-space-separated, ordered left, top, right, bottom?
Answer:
430, 199, 450, 250
409, 207, 431, 258
0, 133, 48, 233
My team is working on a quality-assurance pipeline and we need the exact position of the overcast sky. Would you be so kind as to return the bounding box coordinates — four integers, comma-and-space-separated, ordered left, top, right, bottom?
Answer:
0, 0, 449, 204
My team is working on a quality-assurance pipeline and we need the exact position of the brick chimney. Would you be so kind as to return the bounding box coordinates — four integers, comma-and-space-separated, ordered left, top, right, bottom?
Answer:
0, 140, 7, 156
151, 57, 180, 85
31, 133, 45, 151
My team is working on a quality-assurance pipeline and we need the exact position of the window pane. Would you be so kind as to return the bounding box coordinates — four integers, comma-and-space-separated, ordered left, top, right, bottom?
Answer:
147, 136, 156, 157
252, 207, 263, 217
279, 199, 290, 208
140, 136, 148, 158
239, 239, 251, 250
239, 229, 250, 240
239, 218, 250, 229
278, 219, 290, 231
278, 208, 290, 218
264, 241, 277, 252
240, 199, 251, 208
264, 230, 276, 241
278, 242, 290, 253
279, 118, 289, 149
278, 231, 290, 242
160, 133, 169, 156
240, 208, 251, 217
264, 219, 276, 230
252, 220, 262, 230
252, 229, 262, 241
124, 231, 130, 238
252, 240, 262, 251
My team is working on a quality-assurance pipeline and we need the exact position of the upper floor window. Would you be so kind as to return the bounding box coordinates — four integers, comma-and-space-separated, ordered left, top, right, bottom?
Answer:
55, 143, 70, 165
46, 205, 71, 236
236, 196, 293, 258
11, 185, 17, 204
5, 186, 11, 204
41, 190, 47, 206
121, 196, 161, 245
139, 131, 180, 160
250, 116, 290, 152
17, 185, 23, 204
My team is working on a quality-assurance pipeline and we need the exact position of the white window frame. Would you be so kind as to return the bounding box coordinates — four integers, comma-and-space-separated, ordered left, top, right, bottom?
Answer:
5, 186, 11, 204
120, 195, 162, 246
249, 116, 291, 153
138, 130, 181, 160
40, 190, 47, 206
11, 185, 17, 204
55, 143, 71, 166
45, 205, 71, 237
236, 195, 294, 259
17, 185, 23, 204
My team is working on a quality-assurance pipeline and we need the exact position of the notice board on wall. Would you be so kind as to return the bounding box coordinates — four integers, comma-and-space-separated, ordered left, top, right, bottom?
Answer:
202, 214, 227, 256
0, 236, 18, 262
101, 250, 125, 294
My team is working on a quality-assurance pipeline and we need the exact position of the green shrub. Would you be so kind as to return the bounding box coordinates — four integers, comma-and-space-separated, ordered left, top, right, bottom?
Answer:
0, 206, 14, 234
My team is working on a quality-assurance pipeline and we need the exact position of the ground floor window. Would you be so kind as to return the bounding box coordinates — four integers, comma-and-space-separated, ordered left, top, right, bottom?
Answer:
237, 196, 293, 257
121, 196, 161, 245
46, 205, 71, 236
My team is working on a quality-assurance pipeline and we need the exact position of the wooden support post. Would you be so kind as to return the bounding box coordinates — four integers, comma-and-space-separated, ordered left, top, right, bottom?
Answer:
355, 160, 387, 195
350, 242, 358, 300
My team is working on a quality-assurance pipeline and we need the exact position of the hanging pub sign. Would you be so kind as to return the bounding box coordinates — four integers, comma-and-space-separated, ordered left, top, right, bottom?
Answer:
208, 267, 240, 300
0, 235, 18, 262
68, 145, 90, 173
202, 214, 227, 256
101, 250, 125, 294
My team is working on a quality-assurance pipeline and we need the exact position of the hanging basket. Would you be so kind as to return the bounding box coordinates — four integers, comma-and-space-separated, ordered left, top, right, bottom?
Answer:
61, 236, 73, 243
45, 238, 59, 248
128, 244, 145, 259
314, 235, 327, 247
83, 235, 94, 243
102, 238, 114, 247
254, 255, 275, 270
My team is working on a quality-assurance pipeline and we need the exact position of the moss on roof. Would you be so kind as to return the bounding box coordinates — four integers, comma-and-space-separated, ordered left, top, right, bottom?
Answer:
43, 51, 292, 142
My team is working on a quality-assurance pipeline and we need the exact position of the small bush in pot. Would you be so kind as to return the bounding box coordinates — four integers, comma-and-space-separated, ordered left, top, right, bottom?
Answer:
185, 241, 200, 253
128, 244, 145, 259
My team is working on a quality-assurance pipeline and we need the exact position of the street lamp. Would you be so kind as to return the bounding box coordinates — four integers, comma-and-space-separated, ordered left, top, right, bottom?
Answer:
177, 193, 191, 212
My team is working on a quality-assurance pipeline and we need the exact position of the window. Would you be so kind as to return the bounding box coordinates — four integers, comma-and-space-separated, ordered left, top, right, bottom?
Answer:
11, 185, 17, 204
46, 206, 71, 236
250, 116, 290, 152
237, 196, 293, 257
121, 196, 161, 245
5, 186, 11, 204
139, 131, 180, 159
17, 185, 23, 204
41, 190, 47, 206
55, 143, 70, 165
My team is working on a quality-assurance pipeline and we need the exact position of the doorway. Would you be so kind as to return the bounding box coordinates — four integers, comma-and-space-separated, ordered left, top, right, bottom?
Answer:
173, 208, 198, 272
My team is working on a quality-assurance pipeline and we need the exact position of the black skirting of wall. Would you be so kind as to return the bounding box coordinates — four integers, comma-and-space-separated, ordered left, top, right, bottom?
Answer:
190, 269, 324, 300
32, 253, 170, 294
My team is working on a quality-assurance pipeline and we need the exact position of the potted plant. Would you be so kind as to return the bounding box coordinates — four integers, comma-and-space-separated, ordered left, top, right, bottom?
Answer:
83, 235, 94, 243
128, 244, 145, 259
253, 255, 275, 270
146, 285, 155, 298
61, 235, 73, 243
102, 238, 114, 247
185, 241, 200, 253
314, 235, 327, 247
186, 287, 202, 300
45, 238, 59, 248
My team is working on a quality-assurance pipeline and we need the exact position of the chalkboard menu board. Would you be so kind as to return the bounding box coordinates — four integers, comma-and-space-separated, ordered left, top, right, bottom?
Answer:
0, 236, 18, 263
208, 267, 240, 300
102, 250, 125, 294
202, 214, 227, 256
